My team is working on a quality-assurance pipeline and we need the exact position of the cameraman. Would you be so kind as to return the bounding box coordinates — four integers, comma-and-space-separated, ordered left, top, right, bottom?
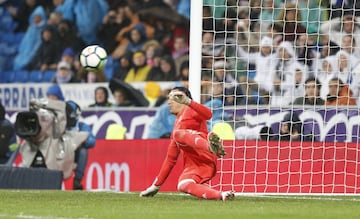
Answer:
17, 99, 89, 179
0, 103, 17, 164
66, 100, 96, 190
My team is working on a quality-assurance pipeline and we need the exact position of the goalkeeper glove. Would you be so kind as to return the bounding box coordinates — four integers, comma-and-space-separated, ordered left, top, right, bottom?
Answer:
139, 184, 160, 197
168, 91, 191, 105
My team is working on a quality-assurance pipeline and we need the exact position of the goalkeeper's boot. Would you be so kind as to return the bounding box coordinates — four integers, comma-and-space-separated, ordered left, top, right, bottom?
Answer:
221, 191, 235, 201
208, 132, 226, 157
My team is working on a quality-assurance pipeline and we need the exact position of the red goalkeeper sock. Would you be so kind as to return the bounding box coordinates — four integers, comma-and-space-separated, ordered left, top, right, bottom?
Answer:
173, 130, 209, 151
178, 181, 221, 200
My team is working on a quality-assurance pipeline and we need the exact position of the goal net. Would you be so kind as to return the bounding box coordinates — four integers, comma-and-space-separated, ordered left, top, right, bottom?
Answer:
200, 0, 360, 194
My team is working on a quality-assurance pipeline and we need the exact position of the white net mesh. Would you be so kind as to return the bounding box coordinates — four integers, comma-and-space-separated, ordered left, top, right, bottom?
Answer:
201, 0, 360, 193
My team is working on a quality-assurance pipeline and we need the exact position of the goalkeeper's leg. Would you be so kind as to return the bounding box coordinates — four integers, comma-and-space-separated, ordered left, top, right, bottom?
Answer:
178, 179, 222, 200
178, 179, 234, 201
173, 130, 225, 157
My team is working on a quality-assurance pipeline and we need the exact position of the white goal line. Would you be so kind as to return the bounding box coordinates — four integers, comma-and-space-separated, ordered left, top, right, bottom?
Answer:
234, 192, 360, 202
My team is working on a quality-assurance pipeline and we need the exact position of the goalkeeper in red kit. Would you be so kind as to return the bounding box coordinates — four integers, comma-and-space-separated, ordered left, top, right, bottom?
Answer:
140, 87, 235, 201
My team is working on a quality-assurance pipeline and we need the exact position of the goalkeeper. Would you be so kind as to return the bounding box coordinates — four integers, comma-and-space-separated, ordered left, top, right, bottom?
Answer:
140, 87, 234, 201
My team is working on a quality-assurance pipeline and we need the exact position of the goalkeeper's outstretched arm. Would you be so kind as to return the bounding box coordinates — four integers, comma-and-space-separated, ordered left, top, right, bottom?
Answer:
140, 140, 180, 197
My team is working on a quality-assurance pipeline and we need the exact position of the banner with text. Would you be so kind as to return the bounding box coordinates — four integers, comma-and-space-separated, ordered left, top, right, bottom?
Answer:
48, 140, 360, 193
6, 108, 360, 142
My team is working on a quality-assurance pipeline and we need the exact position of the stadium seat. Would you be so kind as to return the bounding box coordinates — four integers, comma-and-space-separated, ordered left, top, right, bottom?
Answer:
13, 70, 29, 83
0, 32, 15, 44
212, 122, 235, 140
3, 70, 15, 83
29, 70, 43, 82
42, 70, 56, 82
105, 124, 127, 140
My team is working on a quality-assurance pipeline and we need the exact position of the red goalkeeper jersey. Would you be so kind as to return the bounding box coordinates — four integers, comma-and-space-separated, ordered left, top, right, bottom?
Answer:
154, 101, 218, 186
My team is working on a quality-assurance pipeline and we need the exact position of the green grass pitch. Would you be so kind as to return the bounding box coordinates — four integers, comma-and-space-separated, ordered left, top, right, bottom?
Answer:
1, 190, 360, 219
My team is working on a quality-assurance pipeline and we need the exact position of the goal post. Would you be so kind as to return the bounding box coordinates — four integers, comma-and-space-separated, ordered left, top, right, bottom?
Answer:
189, 1, 360, 194
188, 0, 203, 102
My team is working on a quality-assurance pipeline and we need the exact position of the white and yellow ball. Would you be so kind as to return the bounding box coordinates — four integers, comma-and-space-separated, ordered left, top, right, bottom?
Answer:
79, 45, 107, 71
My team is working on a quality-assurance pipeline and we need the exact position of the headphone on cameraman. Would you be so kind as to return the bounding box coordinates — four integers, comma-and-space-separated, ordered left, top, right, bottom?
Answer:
66, 100, 81, 128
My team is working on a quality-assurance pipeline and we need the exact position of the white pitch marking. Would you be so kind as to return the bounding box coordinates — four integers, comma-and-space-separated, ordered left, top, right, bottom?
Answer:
0, 213, 94, 219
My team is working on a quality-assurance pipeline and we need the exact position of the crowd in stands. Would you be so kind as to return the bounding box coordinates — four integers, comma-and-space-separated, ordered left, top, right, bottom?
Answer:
1, 0, 360, 107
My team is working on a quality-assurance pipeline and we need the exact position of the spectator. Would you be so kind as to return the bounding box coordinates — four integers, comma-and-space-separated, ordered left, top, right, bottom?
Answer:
47, 11, 63, 29
7, 0, 37, 32
295, 33, 317, 72
320, 14, 360, 55
13, 6, 47, 71
57, 20, 84, 53
334, 50, 354, 86
27, 27, 62, 71
52, 61, 80, 83
340, 35, 360, 58
325, 78, 357, 106
98, 7, 131, 54
259, 126, 276, 141
317, 35, 340, 59
79, 69, 107, 83
0, 103, 17, 164
89, 86, 113, 107
113, 5, 154, 58
146, 55, 177, 81
146, 102, 176, 139
112, 88, 133, 107
66, 100, 96, 190
276, 112, 313, 142
124, 51, 152, 83
142, 40, 162, 67
329, 2, 360, 20
317, 56, 337, 99
203, 83, 231, 131
298, 0, 325, 34
46, 84, 65, 101
277, 2, 307, 42
73, 0, 108, 44
177, 60, 189, 81
271, 41, 307, 106
214, 8, 237, 42
112, 51, 133, 81
238, 36, 277, 104
202, 6, 214, 31
172, 35, 189, 74
60, 47, 78, 72
282, 67, 307, 105
258, 0, 281, 33
53, 0, 75, 21
237, 5, 261, 54
292, 77, 325, 105
126, 23, 147, 53
212, 60, 236, 84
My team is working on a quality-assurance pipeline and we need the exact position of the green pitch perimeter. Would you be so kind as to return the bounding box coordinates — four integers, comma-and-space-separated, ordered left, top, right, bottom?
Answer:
0, 190, 359, 219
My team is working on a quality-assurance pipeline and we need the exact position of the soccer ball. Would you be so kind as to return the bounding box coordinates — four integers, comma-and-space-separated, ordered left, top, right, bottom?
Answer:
79, 45, 107, 71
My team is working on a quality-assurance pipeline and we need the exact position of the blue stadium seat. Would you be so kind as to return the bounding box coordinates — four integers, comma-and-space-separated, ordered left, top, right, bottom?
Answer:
4, 55, 15, 71
13, 70, 29, 83
0, 32, 16, 44
29, 70, 43, 82
3, 70, 15, 83
42, 70, 56, 82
